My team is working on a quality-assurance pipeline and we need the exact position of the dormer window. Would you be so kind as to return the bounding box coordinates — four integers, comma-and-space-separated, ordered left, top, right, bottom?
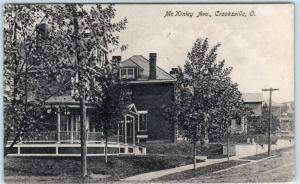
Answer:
128, 68, 134, 79
120, 68, 135, 80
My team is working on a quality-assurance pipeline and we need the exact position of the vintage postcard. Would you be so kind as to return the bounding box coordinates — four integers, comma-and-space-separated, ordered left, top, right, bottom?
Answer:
3, 3, 294, 183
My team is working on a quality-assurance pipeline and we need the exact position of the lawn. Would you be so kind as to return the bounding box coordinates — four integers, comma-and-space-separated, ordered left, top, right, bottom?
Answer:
5, 154, 198, 181
153, 160, 249, 181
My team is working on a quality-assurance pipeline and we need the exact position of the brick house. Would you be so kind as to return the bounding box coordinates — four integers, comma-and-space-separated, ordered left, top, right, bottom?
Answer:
116, 53, 176, 142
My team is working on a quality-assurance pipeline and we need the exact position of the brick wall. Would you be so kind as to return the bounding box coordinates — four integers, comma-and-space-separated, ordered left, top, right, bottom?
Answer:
128, 82, 175, 141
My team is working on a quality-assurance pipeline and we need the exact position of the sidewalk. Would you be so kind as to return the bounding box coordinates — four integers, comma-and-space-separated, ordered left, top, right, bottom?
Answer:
123, 156, 241, 181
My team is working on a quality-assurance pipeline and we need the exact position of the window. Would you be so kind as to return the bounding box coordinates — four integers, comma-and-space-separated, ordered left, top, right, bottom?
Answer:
139, 114, 147, 131
119, 68, 135, 80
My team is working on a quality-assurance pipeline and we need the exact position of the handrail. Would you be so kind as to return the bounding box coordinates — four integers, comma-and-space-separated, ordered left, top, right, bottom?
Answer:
9, 131, 126, 143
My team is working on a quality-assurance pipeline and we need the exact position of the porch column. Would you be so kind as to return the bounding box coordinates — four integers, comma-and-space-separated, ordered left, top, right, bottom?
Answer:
132, 117, 136, 145
71, 115, 74, 143
124, 116, 127, 144
244, 117, 248, 133
117, 124, 119, 144
241, 117, 245, 132
57, 109, 61, 143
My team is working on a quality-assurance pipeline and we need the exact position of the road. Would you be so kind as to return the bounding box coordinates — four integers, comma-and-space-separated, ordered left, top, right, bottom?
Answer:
183, 147, 295, 183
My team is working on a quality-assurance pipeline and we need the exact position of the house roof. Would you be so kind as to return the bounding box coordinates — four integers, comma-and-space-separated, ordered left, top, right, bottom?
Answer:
242, 93, 263, 103
46, 95, 78, 105
263, 100, 283, 107
120, 55, 175, 80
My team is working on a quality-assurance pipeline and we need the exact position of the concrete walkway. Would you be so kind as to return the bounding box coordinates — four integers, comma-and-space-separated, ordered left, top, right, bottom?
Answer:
123, 156, 241, 181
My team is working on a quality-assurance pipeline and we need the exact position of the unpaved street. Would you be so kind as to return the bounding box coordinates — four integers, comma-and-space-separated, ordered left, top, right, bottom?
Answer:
184, 147, 295, 183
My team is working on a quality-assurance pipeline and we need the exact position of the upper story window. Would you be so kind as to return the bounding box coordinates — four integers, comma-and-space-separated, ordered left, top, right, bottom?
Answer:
120, 68, 135, 80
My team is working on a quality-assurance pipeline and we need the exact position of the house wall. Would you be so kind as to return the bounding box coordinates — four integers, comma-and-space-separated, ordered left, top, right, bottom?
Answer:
272, 106, 282, 119
128, 82, 175, 141
246, 102, 262, 116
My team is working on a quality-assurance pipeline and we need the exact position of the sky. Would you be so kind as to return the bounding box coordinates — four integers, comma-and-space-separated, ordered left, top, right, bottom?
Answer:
110, 4, 294, 103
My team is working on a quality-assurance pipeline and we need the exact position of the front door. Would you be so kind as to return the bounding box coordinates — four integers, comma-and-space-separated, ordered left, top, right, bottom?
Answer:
126, 116, 134, 144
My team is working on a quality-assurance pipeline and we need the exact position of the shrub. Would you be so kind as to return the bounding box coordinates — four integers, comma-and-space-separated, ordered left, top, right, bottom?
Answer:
221, 133, 278, 144
138, 142, 223, 155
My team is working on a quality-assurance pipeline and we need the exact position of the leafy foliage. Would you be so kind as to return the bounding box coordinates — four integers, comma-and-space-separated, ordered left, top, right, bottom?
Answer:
92, 61, 131, 137
3, 4, 128, 156
164, 38, 251, 144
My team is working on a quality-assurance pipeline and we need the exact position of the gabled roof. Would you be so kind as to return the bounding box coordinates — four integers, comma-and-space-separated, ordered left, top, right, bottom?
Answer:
46, 96, 76, 104
242, 93, 263, 103
120, 55, 175, 80
126, 103, 137, 113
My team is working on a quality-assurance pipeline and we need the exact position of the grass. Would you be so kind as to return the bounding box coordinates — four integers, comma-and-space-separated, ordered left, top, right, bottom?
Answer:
153, 160, 249, 181
5, 155, 198, 181
207, 154, 228, 159
241, 153, 270, 160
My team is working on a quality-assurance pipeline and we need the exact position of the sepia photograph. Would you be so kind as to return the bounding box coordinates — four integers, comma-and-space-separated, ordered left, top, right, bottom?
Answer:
3, 3, 295, 183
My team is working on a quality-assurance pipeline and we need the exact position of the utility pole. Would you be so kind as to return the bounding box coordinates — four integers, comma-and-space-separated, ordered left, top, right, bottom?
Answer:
262, 88, 279, 156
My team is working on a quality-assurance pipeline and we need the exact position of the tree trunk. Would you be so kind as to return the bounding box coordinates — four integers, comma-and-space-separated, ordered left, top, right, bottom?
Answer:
173, 123, 178, 143
105, 133, 108, 163
4, 130, 21, 156
227, 131, 230, 161
193, 141, 197, 171
72, 6, 87, 178
80, 96, 87, 178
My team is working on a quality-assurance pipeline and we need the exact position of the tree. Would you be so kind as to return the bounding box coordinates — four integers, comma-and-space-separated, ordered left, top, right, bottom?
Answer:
164, 38, 249, 170
3, 4, 59, 155
92, 60, 130, 163
38, 4, 127, 177
4, 4, 127, 177
247, 104, 280, 135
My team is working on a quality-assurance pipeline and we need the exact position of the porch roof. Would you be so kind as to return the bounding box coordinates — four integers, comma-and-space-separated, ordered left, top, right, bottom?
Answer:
45, 95, 92, 107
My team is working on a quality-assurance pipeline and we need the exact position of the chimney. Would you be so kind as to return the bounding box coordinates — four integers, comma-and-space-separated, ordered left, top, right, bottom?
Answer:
112, 56, 122, 64
149, 53, 157, 80
170, 68, 179, 78
170, 68, 179, 75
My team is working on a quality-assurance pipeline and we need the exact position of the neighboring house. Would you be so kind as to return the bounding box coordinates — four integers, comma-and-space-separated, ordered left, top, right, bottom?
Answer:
279, 101, 295, 137
117, 53, 176, 142
230, 93, 263, 133
263, 100, 283, 120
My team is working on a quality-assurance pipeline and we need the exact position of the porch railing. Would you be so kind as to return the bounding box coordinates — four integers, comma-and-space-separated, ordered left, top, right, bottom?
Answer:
8, 131, 128, 144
